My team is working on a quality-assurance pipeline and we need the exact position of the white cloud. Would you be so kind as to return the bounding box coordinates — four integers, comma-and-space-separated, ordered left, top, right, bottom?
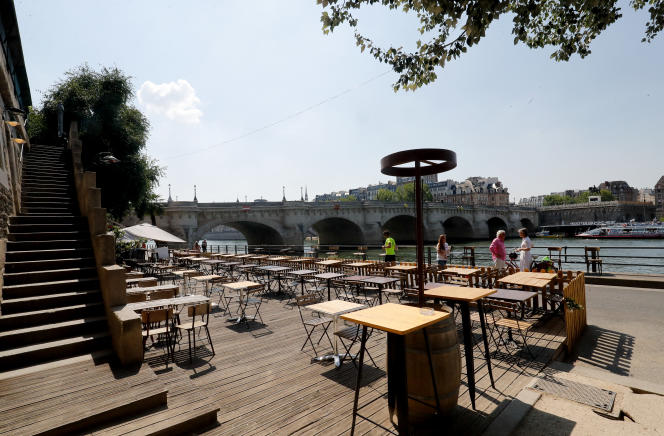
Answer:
138, 79, 203, 124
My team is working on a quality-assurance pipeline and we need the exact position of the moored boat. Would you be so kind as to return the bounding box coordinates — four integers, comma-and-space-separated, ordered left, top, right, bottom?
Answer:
576, 223, 664, 239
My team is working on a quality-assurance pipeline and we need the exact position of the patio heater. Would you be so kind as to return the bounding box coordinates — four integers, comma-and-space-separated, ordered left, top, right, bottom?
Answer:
381, 149, 457, 307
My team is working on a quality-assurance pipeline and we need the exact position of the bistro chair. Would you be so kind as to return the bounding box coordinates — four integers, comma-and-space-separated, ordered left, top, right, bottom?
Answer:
547, 247, 563, 270
127, 292, 146, 303
175, 302, 215, 363
141, 308, 175, 362
482, 300, 535, 361
335, 324, 377, 369
295, 295, 334, 356
584, 247, 603, 275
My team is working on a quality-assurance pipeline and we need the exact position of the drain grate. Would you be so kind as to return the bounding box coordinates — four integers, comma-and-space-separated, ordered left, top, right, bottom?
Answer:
531, 376, 616, 412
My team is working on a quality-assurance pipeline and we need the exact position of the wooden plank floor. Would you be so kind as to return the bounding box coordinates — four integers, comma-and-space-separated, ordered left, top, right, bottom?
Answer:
0, 358, 164, 436
141, 289, 565, 436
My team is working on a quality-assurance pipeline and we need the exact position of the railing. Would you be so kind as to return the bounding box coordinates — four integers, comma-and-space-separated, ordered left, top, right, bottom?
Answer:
201, 243, 664, 273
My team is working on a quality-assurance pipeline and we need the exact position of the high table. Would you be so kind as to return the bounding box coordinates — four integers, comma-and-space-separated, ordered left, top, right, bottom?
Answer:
289, 269, 317, 296
315, 259, 343, 270
486, 288, 538, 318
234, 254, 254, 264
440, 267, 482, 286
221, 281, 265, 324
126, 294, 209, 312
237, 263, 258, 281
360, 276, 400, 304
497, 272, 556, 311
423, 284, 496, 409
202, 259, 225, 274
258, 266, 291, 293
313, 272, 345, 300
384, 264, 417, 273
307, 299, 366, 367
191, 274, 223, 296
341, 303, 451, 435
345, 262, 372, 275
221, 262, 241, 280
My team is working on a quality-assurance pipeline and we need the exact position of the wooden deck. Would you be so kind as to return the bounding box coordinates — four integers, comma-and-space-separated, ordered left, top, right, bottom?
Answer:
142, 294, 565, 435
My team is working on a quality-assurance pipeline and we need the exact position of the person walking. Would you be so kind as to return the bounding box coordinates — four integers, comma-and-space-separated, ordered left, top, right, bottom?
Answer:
516, 228, 533, 271
489, 230, 507, 269
201, 239, 208, 253
436, 234, 450, 268
193, 241, 200, 253
382, 231, 397, 262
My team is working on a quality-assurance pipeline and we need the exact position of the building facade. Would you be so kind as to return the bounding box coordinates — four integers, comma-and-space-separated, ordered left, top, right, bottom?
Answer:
655, 176, 664, 216
599, 180, 639, 202
436, 177, 509, 207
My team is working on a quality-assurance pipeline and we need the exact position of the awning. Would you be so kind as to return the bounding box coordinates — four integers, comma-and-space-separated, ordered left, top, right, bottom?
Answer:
122, 223, 185, 243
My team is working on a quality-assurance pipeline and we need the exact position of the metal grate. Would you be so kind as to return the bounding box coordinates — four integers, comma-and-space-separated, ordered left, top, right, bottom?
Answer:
531, 376, 616, 412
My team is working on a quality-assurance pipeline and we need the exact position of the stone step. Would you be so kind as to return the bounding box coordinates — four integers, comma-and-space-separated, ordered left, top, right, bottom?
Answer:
9, 215, 84, 225
2, 276, 100, 299
20, 207, 76, 215
0, 316, 107, 350
21, 191, 73, 199
22, 168, 68, 175
4, 257, 95, 273
8, 230, 88, 242
6, 239, 89, 252
0, 302, 104, 331
0, 289, 102, 314
21, 184, 72, 192
0, 331, 110, 371
8, 222, 85, 234
3, 266, 97, 287
5, 247, 93, 262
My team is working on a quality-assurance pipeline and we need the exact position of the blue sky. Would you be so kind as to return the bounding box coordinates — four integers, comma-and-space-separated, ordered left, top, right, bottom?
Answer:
14, 0, 664, 203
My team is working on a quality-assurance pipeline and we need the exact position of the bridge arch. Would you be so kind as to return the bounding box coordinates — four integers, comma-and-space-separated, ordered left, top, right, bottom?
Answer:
442, 216, 474, 242
194, 220, 284, 246
520, 218, 536, 235
383, 215, 417, 244
310, 217, 364, 246
487, 217, 508, 239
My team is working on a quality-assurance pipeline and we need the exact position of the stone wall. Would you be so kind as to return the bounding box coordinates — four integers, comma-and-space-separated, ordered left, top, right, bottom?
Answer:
0, 185, 13, 239
538, 202, 657, 226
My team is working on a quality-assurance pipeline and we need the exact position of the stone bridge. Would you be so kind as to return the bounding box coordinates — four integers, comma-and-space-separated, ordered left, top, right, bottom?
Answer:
153, 201, 538, 247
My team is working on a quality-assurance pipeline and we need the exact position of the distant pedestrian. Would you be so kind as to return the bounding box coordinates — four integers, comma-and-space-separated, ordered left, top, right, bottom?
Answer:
193, 241, 200, 253
382, 231, 397, 262
436, 234, 450, 268
489, 230, 507, 269
516, 228, 533, 271
202, 239, 208, 253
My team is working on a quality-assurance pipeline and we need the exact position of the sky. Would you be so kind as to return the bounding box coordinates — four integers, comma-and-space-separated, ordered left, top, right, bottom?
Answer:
14, 0, 664, 203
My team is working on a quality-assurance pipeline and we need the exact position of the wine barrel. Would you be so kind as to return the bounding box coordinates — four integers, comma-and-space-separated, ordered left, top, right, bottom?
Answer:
390, 312, 461, 425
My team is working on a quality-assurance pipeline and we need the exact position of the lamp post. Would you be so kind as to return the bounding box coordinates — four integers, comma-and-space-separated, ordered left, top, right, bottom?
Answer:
381, 149, 457, 307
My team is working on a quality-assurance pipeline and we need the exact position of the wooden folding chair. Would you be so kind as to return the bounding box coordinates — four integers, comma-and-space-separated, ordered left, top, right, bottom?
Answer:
141, 308, 175, 362
175, 302, 214, 363
295, 295, 333, 356
483, 300, 535, 360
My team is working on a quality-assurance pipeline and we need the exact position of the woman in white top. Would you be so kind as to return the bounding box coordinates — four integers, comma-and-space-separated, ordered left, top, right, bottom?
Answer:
516, 228, 533, 271
436, 234, 451, 268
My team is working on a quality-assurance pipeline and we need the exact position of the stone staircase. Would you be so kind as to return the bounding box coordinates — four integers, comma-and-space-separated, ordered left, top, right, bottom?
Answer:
0, 144, 110, 371
0, 144, 219, 435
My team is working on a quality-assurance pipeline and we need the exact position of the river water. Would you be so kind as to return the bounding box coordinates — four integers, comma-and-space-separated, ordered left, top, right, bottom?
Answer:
200, 238, 664, 274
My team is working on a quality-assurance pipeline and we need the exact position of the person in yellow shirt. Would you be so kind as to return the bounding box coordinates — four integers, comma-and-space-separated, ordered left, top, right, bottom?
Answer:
382, 230, 396, 262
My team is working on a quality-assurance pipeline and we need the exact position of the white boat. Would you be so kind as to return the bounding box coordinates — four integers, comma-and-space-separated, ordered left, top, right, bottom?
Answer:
577, 223, 664, 239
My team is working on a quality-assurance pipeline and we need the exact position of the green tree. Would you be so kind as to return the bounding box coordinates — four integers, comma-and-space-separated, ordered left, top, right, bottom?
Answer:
395, 182, 433, 202
29, 65, 163, 219
338, 195, 358, 202
318, 1, 663, 91
600, 189, 615, 201
376, 188, 398, 201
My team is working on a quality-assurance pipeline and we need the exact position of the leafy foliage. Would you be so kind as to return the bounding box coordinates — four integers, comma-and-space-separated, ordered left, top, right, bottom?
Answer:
377, 182, 432, 202
376, 188, 398, 201
108, 218, 145, 263
318, 0, 664, 91
29, 65, 163, 219
543, 189, 614, 206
